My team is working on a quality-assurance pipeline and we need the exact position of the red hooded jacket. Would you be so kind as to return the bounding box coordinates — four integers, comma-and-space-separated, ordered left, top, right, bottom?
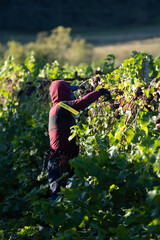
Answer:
49, 80, 101, 158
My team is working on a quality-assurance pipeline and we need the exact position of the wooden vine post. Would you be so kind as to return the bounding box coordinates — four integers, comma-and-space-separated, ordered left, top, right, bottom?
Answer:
140, 59, 149, 86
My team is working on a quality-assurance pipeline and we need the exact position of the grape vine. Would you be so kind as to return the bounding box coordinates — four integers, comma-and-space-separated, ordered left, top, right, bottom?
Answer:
0, 51, 160, 239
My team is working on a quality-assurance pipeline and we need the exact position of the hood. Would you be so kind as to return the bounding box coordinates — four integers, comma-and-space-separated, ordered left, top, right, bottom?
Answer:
49, 80, 70, 104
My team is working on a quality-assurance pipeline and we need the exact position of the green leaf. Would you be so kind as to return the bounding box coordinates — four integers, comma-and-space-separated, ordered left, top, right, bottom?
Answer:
117, 224, 129, 238
153, 139, 160, 149
125, 128, 135, 144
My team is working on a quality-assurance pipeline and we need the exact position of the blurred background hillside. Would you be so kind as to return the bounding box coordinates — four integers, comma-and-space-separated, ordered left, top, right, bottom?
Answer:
0, 0, 160, 66
1, 0, 160, 33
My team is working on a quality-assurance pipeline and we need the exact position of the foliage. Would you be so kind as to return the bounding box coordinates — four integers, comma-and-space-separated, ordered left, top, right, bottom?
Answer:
66, 38, 93, 65
4, 41, 26, 65
2, 26, 93, 66
1, 51, 160, 239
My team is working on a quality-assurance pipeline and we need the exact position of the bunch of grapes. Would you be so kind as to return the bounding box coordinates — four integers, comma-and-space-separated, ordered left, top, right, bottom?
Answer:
17, 78, 51, 105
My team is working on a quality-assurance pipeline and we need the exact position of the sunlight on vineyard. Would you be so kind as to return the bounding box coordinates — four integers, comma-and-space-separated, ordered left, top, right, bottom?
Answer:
0, 51, 160, 239
93, 38, 160, 67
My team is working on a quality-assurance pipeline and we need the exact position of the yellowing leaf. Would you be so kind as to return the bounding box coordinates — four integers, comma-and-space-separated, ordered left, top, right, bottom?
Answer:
114, 74, 120, 81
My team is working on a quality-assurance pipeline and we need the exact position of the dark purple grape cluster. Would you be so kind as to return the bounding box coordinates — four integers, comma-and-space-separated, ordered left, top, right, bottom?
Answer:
83, 85, 94, 96
26, 86, 36, 96
112, 89, 124, 96
109, 104, 120, 110
118, 90, 124, 96
154, 92, 160, 102
93, 70, 103, 75
104, 91, 112, 101
155, 114, 160, 129
6, 77, 12, 84
17, 78, 51, 99
92, 76, 100, 88
115, 111, 121, 119
135, 87, 143, 98
17, 89, 24, 97
144, 95, 154, 105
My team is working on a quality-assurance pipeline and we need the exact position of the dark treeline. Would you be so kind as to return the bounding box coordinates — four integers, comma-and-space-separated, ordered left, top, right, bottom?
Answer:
1, 0, 160, 33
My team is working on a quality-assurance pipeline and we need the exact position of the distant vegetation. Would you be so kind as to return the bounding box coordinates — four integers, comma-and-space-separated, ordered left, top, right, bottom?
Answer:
1, 25, 160, 68
0, 26, 93, 66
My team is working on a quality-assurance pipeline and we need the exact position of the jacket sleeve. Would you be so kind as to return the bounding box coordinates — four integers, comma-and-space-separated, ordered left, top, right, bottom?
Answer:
68, 90, 101, 111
